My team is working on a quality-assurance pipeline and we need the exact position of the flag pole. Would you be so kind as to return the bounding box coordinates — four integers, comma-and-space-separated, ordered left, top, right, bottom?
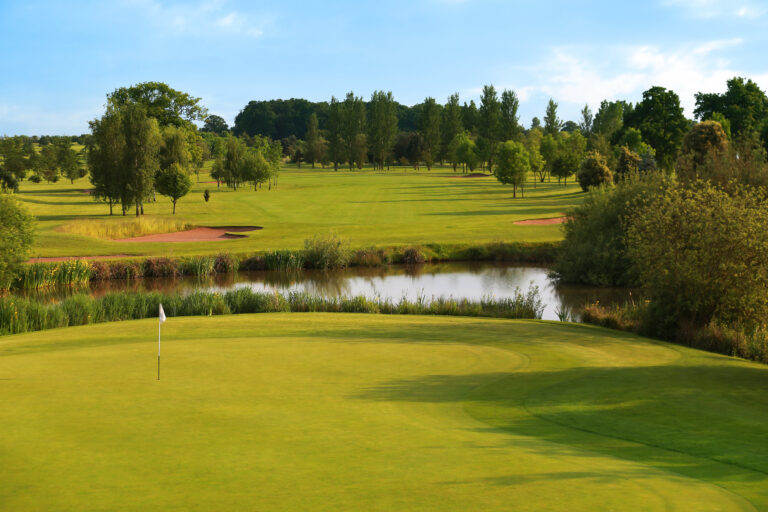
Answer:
157, 320, 161, 381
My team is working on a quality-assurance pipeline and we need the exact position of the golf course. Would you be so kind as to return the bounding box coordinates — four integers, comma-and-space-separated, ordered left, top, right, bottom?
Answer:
17, 167, 582, 258
2, 313, 766, 511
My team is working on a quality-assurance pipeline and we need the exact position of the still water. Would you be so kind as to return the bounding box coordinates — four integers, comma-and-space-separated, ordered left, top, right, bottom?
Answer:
23, 262, 631, 321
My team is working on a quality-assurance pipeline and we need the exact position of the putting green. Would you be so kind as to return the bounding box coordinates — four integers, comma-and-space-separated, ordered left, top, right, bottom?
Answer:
1, 314, 766, 510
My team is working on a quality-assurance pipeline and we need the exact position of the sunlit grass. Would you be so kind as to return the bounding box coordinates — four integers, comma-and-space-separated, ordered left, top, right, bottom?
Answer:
57, 217, 195, 240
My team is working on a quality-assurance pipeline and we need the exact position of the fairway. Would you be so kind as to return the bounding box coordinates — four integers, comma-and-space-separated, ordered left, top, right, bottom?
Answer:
16, 167, 583, 258
1, 314, 767, 510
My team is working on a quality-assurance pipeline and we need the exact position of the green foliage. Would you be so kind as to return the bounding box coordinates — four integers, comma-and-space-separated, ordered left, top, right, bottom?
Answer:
677, 120, 729, 184
624, 86, 688, 171
14, 260, 91, 289
577, 151, 612, 191
368, 91, 398, 170
202, 114, 229, 135
303, 231, 351, 270
154, 163, 192, 214
627, 182, 768, 334
695, 77, 768, 139
556, 174, 668, 286
543, 98, 562, 136
107, 82, 207, 127
0, 195, 35, 289
493, 140, 530, 197
418, 97, 442, 170
615, 146, 641, 181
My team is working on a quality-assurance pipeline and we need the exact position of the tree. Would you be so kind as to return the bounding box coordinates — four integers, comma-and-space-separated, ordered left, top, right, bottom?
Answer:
676, 120, 729, 184
524, 128, 546, 184
615, 146, 641, 181
341, 92, 366, 170
159, 125, 192, 171
59, 145, 83, 183
694, 77, 768, 139
327, 96, 343, 171
0, 194, 34, 289
202, 115, 229, 135
579, 104, 593, 135
462, 100, 478, 134
551, 131, 586, 185
454, 132, 478, 172
540, 133, 560, 181
0, 137, 28, 190
239, 149, 271, 190
368, 91, 398, 170
155, 163, 192, 214
121, 104, 162, 215
543, 98, 562, 136
592, 100, 627, 140
304, 112, 320, 168
478, 85, 501, 169
418, 97, 441, 170
530, 117, 541, 130
500, 89, 521, 141
577, 151, 612, 191
442, 93, 463, 166
494, 141, 530, 198
107, 82, 207, 127
88, 109, 127, 214
624, 86, 688, 172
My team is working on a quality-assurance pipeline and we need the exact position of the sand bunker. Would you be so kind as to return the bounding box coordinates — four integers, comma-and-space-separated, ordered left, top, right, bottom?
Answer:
115, 226, 262, 243
514, 216, 568, 226
447, 173, 491, 178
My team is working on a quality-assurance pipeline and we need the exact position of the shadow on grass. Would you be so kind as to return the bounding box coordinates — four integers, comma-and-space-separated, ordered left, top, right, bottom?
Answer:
353, 364, 768, 482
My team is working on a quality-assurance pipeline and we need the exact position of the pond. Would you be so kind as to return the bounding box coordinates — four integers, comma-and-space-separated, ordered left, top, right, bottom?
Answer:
19, 262, 631, 321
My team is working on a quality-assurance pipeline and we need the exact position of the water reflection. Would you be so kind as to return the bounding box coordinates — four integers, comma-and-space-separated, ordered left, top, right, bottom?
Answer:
17, 262, 632, 321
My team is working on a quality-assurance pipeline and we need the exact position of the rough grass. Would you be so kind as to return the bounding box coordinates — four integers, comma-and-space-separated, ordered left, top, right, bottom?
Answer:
0, 314, 766, 510
18, 165, 584, 258
57, 217, 195, 239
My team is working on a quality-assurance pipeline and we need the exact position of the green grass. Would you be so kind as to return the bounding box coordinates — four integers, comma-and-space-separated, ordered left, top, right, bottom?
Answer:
1, 314, 766, 510
17, 165, 583, 258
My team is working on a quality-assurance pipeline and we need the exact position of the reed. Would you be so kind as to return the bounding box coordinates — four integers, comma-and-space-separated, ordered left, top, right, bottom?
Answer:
13, 260, 92, 289
58, 217, 194, 239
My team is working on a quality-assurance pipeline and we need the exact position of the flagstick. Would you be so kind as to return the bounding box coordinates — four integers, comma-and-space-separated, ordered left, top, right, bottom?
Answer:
157, 321, 161, 381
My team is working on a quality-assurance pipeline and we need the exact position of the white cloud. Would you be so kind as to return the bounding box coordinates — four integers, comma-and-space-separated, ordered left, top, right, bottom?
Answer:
663, 0, 766, 19
491, 39, 766, 120
121, 0, 268, 38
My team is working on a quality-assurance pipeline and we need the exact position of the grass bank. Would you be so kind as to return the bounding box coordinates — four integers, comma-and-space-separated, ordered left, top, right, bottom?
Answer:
1, 314, 766, 510
0, 286, 544, 335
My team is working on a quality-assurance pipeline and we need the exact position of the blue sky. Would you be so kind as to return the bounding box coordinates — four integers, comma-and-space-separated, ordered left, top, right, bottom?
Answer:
1, 0, 767, 135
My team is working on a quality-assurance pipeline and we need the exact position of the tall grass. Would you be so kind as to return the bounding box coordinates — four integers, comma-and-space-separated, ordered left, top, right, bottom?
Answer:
0, 286, 545, 336
14, 260, 92, 289
58, 217, 194, 239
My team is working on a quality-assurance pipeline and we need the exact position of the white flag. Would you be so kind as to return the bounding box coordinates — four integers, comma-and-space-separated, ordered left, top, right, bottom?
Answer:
159, 303, 166, 324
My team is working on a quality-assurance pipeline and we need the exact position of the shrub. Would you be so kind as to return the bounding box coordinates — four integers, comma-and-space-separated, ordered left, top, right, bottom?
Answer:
351, 247, 389, 266
0, 195, 35, 289
400, 247, 427, 265
263, 250, 303, 271
577, 151, 612, 191
143, 257, 181, 278
555, 173, 668, 286
303, 232, 351, 270
626, 182, 768, 336
214, 253, 240, 273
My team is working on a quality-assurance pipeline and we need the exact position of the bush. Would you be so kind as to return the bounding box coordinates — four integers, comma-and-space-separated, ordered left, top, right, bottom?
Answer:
400, 247, 427, 265
0, 195, 35, 289
627, 182, 768, 336
303, 232, 350, 270
577, 151, 612, 191
143, 257, 181, 278
555, 173, 668, 286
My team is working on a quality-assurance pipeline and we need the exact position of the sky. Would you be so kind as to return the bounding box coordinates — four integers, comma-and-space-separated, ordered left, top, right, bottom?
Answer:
1, 0, 767, 135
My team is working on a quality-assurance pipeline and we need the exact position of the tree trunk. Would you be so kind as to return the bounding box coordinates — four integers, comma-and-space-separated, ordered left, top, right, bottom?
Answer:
172, 200, 176, 214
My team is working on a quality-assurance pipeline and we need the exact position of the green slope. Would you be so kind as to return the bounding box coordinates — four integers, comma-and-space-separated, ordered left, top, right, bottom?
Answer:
1, 314, 766, 510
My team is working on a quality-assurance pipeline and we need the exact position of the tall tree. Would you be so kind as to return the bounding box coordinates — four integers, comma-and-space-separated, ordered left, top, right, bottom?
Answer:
88, 109, 127, 215
418, 97, 442, 170
341, 92, 366, 170
500, 89, 521, 141
327, 97, 343, 171
304, 112, 320, 168
624, 86, 689, 171
368, 91, 398, 170
107, 82, 207, 127
462, 100, 479, 135
155, 163, 192, 214
441, 93, 463, 165
579, 104, 593, 135
120, 104, 162, 216
543, 98, 562, 136
478, 85, 501, 169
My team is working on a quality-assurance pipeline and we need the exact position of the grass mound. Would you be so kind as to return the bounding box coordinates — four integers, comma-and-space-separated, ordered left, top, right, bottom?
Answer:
57, 217, 195, 240
1, 314, 766, 510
